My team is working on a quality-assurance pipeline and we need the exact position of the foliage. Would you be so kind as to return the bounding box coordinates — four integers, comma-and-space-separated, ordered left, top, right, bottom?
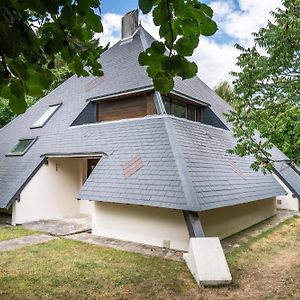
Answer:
0, 0, 216, 114
138, 0, 217, 93
0, 0, 104, 114
0, 62, 72, 127
228, 0, 300, 170
214, 81, 238, 108
0, 99, 15, 128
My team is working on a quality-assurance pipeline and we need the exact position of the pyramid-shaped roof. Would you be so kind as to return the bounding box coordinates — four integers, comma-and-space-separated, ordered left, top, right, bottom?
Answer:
0, 26, 294, 210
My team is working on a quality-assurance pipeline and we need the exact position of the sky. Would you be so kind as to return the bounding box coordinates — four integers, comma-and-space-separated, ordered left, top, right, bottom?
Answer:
98, 0, 281, 88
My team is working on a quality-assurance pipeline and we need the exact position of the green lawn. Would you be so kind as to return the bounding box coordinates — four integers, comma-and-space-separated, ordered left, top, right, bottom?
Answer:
0, 216, 299, 300
0, 226, 39, 242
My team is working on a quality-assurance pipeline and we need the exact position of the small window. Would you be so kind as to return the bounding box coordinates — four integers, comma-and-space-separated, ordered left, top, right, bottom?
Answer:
7, 138, 37, 156
187, 105, 196, 121
172, 100, 187, 118
163, 96, 201, 122
163, 97, 171, 114
31, 104, 61, 128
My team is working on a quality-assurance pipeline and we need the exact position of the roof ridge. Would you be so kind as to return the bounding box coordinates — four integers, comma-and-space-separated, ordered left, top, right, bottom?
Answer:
137, 26, 150, 51
163, 117, 199, 211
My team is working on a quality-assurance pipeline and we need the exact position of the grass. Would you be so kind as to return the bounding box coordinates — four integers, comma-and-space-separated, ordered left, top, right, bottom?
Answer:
226, 215, 300, 264
0, 216, 299, 300
0, 226, 39, 242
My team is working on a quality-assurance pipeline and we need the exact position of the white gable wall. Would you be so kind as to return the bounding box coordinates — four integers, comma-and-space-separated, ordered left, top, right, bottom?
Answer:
199, 197, 276, 239
92, 202, 190, 250
12, 158, 92, 225
92, 197, 276, 251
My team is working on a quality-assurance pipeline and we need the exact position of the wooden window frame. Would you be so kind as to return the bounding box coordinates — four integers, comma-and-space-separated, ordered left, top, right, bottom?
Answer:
96, 93, 156, 123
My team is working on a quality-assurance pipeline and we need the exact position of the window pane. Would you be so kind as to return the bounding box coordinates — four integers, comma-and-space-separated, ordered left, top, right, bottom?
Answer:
32, 104, 60, 128
171, 100, 186, 118
163, 97, 171, 114
10, 139, 34, 154
187, 105, 196, 121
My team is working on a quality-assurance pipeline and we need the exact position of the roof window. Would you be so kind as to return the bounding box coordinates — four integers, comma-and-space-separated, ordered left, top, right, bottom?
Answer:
31, 103, 61, 128
7, 138, 37, 156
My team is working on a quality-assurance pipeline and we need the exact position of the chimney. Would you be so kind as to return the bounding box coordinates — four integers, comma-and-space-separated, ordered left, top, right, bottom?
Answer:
121, 10, 139, 39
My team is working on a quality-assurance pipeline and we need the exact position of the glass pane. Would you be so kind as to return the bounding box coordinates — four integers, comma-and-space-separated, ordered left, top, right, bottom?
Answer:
11, 139, 34, 154
171, 100, 186, 118
163, 97, 171, 114
32, 105, 60, 128
187, 105, 196, 121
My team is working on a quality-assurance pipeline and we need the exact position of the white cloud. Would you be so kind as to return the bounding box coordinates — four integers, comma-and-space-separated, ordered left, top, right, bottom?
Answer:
96, 13, 122, 46
192, 38, 239, 88
98, 1, 281, 88
212, 0, 282, 46
140, 14, 160, 40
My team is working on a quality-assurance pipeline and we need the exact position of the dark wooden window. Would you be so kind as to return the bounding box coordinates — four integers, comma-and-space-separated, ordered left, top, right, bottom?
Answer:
96, 94, 156, 122
162, 96, 201, 122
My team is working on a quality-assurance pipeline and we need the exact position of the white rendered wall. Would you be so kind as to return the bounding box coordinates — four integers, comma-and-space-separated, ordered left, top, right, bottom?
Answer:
92, 197, 276, 251
12, 158, 88, 224
199, 198, 277, 239
273, 174, 299, 211
93, 203, 190, 250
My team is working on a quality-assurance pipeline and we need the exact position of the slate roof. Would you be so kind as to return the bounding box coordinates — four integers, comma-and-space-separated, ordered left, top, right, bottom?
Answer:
77, 116, 284, 211
0, 25, 295, 210
271, 146, 300, 198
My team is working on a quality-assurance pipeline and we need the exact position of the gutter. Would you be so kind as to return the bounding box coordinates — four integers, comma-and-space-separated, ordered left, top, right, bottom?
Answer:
86, 85, 154, 102
41, 152, 108, 158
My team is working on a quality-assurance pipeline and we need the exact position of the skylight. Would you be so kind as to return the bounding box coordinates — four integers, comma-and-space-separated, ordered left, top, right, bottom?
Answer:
7, 138, 36, 156
31, 104, 61, 128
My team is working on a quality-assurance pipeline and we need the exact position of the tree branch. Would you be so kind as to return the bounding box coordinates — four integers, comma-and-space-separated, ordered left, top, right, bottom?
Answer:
166, 0, 175, 56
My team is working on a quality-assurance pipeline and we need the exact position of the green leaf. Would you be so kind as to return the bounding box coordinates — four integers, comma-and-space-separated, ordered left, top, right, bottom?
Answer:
138, 52, 151, 66
9, 96, 27, 114
175, 36, 199, 56
139, 0, 153, 14
200, 19, 217, 36
9, 61, 28, 80
60, 5, 76, 28
151, 41, 165, 54
10, 80, 25, 99
180, 61, 198, 79
1, 85, 11, 99
86, 11, 103, 32
44, 39, 63, 55
199, 4, 214, 18
154, 73, 174, 94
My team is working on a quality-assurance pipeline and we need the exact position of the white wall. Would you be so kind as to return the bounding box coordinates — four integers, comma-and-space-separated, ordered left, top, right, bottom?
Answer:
93, 203, 190, 250
92, 197, 276, 251
273, 174, 299, 211
12, 158, 92, 224
199, 198, 277, 239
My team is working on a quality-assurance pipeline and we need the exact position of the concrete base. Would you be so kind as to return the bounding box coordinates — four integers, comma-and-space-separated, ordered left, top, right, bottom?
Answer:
184, 237, 232, 286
